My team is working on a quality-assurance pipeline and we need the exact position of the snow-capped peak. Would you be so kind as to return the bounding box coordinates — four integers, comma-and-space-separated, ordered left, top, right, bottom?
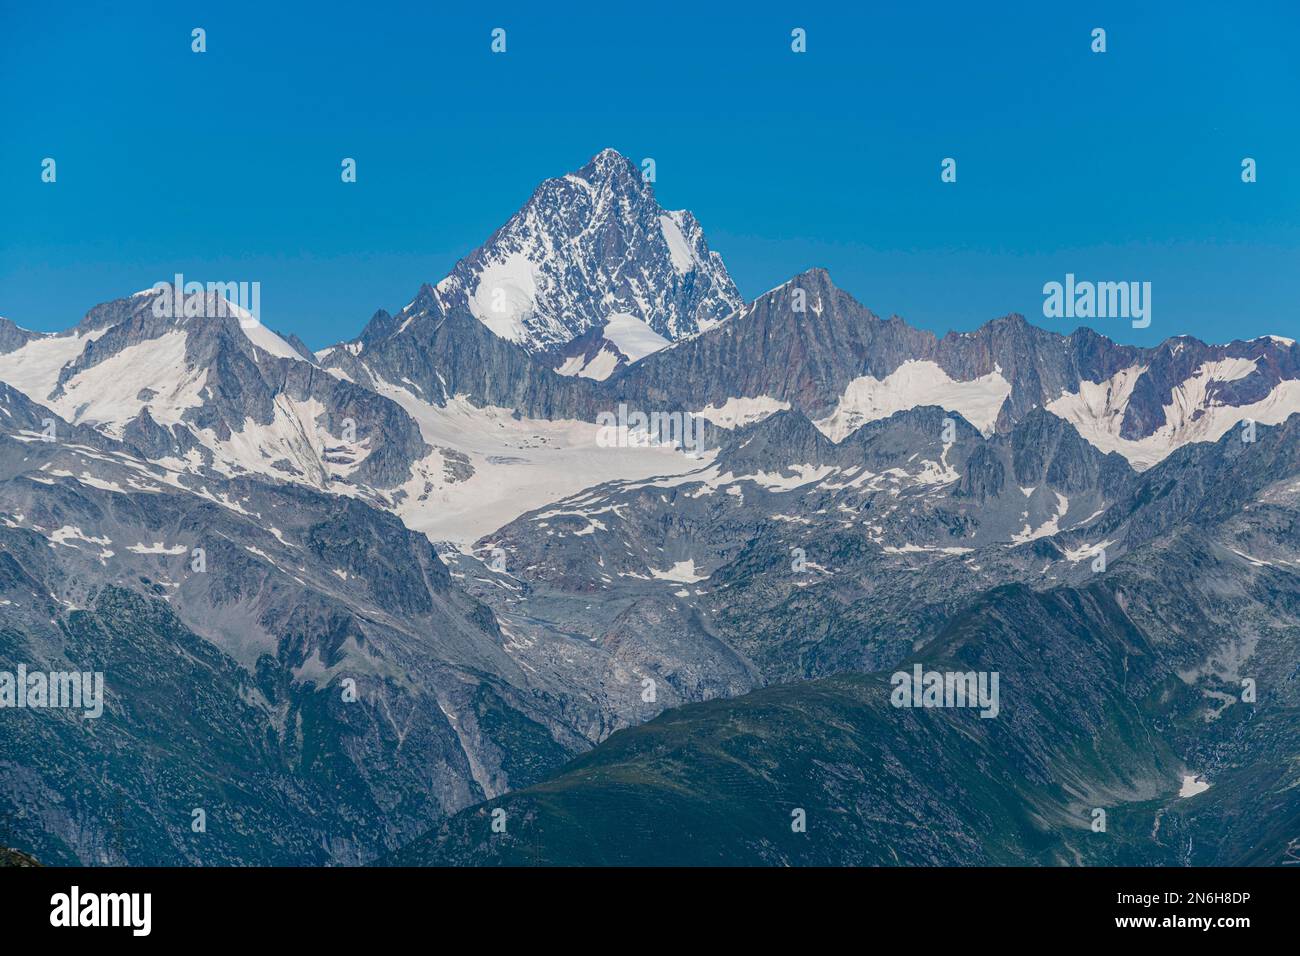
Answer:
431, 149, 741, 352
574, 146, 642, 184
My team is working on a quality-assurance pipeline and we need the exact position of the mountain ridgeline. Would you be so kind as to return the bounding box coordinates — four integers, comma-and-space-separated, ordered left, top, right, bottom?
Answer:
1, 148, 1297, 866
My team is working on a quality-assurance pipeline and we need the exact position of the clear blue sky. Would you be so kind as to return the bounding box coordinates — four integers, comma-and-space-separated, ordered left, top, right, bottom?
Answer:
2, 0, 1297, 349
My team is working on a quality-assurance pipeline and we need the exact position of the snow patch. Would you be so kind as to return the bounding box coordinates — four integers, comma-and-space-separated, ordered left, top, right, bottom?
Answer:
575, 348, 619, 381
127, 542, 189, 555
8, 331, 208, 440
1063, 539, 1115, 563
658, 212, 695, 275
814, 360, 1012, 441
695, 396, 791, 429
241, 319, 303, 361
1012, 492, 1069, 543
467, 253, 539, 343
650, 558, 708, 583
0, 330, 105, 403
1049, 361, 1300, 470
602, 313, 669, 363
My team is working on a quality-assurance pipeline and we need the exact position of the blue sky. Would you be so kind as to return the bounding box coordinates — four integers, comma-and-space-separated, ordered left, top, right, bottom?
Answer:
2, 0, 1297, 349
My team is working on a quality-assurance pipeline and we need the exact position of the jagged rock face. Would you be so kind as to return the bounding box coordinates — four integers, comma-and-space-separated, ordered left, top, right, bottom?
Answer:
1053, 410, 1300, 559
429, 148, 741, 350
0, 318, 38, 354
612, 268, 937, 419
322, 296, 610, 421
0, 290, 432, 496
712, 408, 841, 473
1005, 408, 1134, 495
612, 268, 1300, 471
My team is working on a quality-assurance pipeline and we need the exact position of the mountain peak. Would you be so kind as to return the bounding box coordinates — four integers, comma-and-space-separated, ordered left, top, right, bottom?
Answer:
792, 266, 834, 285
422, 151, 741, 351
575, 147, 640, 186
746, 268, 839, 311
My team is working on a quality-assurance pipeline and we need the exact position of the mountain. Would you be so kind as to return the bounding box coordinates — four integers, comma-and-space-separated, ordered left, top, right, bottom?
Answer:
0, 288, 706, 549
474, 402, 1132, 586
422, 148, 741, 351
0, 383, 727, 863
465, 403, 1137, 682
312, 296, 707, 546
383, 577, 1189, 866
610, 268, 1300, 470
2, 148, 1298, 868
0, 291, 428, 496
388, 419, 1300, 866
0, 383, 594, 864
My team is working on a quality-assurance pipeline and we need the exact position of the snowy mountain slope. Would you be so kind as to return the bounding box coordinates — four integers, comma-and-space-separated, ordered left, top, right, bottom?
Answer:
312, 297, 709, 544
548, 313, 671, 381
814, 360, 1011, 440
426, 148, 741, 351
477, 405, 1135, 595
7, 264, 1293, 566
0, 287, 709, 551
0, 385, 741, 863
610, 267, 1300, 470
367, 380, 707, 546
1045, 356, 1300, 470
0, 290, 432, 496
